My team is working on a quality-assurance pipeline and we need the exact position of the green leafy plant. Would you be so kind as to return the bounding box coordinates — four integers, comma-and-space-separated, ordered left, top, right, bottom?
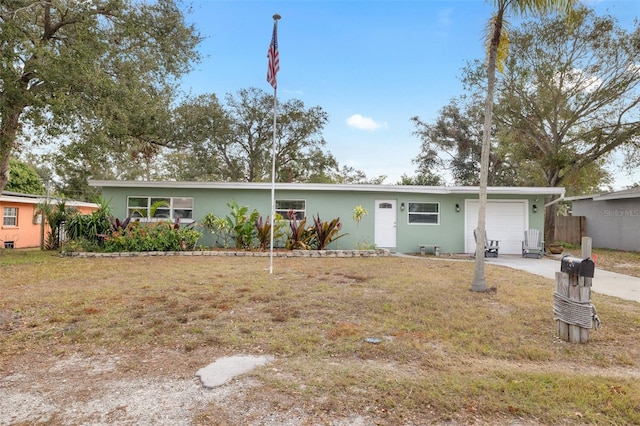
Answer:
36, 201, 78, 250
311, 214, 346, 250
65, 198, 112, 246
352, 205, 368, 225
202, 213, 232, 248
225, 200, 259, 249
62, 197, 201, 253
352, 205, 370, 249
102, 219, 201, 252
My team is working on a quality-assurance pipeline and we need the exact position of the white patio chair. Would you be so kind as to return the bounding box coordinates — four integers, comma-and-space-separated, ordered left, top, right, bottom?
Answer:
474, 228, 499, 258
522, 229, 544, 258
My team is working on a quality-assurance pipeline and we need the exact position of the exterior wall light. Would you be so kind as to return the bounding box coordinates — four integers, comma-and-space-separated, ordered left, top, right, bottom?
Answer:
532, 204, 538, 213
400, 202, 405, 211
455, 203, 460, 212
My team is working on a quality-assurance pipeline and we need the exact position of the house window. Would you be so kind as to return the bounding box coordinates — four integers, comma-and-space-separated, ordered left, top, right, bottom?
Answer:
150, 197, 171, 219
128, 197, 149, 219
172, 197, 194, 220
127, 197, 194, 222
408, 202, 439, 224
3, 207, 18, 226
275, 199, 306, 220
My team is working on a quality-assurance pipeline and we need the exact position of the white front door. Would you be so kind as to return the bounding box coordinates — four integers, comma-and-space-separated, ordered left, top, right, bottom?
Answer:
375, 199, 397, 249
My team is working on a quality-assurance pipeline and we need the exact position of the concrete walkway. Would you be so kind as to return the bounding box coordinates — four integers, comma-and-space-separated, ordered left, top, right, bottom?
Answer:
485, 255, 640, 303
395, 252, 639, 303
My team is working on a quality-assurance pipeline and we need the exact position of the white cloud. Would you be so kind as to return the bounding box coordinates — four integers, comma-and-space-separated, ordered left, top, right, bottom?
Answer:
283, 89, 304, 96
346, 114, 388, 131
437, 8, 453, 29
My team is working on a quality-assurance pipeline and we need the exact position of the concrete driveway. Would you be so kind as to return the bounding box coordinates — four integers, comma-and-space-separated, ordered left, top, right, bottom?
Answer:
486, 255, 640, 303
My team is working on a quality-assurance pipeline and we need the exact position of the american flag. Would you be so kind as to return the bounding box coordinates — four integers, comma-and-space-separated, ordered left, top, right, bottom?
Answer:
267, 20, 279, 89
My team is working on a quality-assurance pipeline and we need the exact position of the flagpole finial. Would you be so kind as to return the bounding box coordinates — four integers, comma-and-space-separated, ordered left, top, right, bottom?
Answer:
273, 14, 281, 21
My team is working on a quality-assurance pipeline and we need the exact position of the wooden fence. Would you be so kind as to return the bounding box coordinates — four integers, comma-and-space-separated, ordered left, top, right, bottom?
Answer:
554, 216, 585, 245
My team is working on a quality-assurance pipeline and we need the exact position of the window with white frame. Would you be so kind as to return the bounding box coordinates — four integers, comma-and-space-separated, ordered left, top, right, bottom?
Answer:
408, 202, 439, 224
275, 199, 306, 220
3, 207, 18, 226
127, 197, 194, 221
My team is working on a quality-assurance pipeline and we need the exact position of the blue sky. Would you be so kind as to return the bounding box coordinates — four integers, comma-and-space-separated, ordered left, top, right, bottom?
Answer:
179, 0, 639, 188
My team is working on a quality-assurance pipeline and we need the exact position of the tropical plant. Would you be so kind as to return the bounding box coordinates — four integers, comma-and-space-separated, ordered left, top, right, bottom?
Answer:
472, 0, 575, 292
225, 200, 259, 249
65, 202, 112, 247
352, 205, 368, 226
311, 214, 346, 250
255, 214, 285, 251
36, 201, 78, 250
108, 216, 133, 233
352, 205, 369, 249
202, 213, 232, 248
285, 211, 314, 250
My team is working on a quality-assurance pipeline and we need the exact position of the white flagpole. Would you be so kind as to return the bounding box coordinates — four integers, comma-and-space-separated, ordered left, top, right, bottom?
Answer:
269, 87, 277, 274
268, 14, 281, 275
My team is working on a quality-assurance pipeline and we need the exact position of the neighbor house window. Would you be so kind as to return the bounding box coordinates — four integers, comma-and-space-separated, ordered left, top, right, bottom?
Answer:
275, 199, 306, 220
3, 207, 18, 226
127, 197, 193, 222
408, 202, 439, 224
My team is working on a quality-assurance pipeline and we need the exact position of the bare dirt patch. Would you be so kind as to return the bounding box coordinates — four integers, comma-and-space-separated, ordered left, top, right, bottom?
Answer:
3, 348, 638, 425
1, 349, 291, 426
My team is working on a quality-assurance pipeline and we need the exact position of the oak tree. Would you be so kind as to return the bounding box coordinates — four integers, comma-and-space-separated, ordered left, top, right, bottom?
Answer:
0, 0, 201, 193
165, 87, 347, 183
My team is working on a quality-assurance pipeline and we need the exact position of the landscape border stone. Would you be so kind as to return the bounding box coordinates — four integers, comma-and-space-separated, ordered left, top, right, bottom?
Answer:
61, 249, 391, 258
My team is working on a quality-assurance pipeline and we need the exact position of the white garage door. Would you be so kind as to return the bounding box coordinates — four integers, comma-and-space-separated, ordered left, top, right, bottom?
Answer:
465, 200, 528, 255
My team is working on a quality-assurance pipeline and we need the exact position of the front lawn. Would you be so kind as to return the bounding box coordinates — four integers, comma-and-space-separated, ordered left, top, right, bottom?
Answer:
1, 251, 638, 424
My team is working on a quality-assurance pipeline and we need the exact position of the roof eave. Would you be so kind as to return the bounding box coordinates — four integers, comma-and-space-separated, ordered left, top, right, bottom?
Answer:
88, 180, 565, 196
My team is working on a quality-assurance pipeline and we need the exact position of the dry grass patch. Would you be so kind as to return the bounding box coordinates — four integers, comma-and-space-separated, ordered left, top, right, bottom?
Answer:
564, 246, 640, 277
1, 251, 639, 425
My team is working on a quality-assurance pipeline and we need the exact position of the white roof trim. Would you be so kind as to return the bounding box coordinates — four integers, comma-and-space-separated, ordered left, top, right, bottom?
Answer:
88, 180, 565, 196
594, 192, 640, 201
0, 194, 98, 208
565, 191, 640, 202
563, 194, 599, 202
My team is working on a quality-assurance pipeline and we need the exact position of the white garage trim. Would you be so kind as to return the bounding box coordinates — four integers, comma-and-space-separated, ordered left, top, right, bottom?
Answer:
465, 200, 529, 255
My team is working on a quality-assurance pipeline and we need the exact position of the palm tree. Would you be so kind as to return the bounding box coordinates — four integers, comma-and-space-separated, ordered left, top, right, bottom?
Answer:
471, 0, 574, 292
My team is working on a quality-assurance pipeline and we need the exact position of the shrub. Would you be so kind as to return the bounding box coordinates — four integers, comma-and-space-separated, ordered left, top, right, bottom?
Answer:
102, 219, 201, 252
65, 203, 111, 245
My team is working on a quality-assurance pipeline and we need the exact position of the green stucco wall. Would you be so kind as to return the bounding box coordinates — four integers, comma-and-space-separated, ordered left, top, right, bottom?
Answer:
100, 186, 545, 254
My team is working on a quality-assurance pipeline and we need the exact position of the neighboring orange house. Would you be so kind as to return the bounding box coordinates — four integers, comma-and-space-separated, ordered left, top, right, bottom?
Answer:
1, 191, 99, 249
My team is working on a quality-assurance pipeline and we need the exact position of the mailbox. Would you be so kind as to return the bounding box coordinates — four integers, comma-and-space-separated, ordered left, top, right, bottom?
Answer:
560, 255, 595, 278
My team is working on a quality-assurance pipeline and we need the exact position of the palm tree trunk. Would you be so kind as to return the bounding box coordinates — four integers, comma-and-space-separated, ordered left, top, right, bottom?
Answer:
471, 9, 504, 292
